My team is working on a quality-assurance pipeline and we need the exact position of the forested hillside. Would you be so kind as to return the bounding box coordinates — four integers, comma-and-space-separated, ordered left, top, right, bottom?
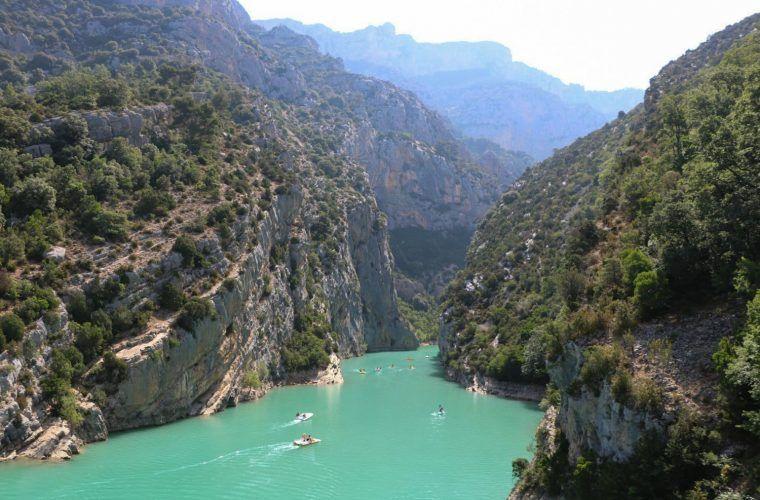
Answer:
440, 13, 760, 498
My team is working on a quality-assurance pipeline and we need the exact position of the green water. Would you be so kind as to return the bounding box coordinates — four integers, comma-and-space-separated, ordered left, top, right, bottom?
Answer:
1, 346, 542, 499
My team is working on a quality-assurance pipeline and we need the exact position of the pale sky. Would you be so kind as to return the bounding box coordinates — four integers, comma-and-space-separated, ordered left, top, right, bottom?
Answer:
241, 0, 759, 91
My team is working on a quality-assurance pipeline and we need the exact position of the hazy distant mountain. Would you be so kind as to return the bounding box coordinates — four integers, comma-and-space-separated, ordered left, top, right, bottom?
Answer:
254, 20, 643, 159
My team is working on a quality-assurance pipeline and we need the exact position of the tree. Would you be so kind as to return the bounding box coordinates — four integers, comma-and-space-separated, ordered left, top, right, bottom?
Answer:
72, 322, 110, 363
177, 298, 215, 330
159, 282, 186, 311
11, 176, 56, 216
725, 292, 760, 437
0, 231, 25, 268
0, 313, 25, 342
633, 271, 668, 318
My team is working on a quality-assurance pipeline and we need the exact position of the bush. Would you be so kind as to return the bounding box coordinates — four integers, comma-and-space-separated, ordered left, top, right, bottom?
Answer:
633, 271, 668, 318
486, 344, 525, 382
557, 268, 586, 310
102, 351, 128, 384
10, 176, 56, 216
579, 344, 625, 395
79, 199, 129, 241
632, 376, 664, 413
133, 188, 175, 218
40, 348, 82, 426
512, 457, 530, 479
172, 235, 204, 267
177, 297, 215, 330
66, 290, 90, 322
281, 330, 330, 373
621, 249, 653, 291
0, 231, 25, 268
611, 370, 633, 405
159, 282, 186, 311
72, 322, 110, 363
110, 305, 147, 334
0, 313, 25, 342
242, 369, 262, 389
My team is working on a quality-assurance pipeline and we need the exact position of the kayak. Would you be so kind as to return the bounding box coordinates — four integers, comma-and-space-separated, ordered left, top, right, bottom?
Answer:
293, 438, 321, 446
295, 413, 314, 422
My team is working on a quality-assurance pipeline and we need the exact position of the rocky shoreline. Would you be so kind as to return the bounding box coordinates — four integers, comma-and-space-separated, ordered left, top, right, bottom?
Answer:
445, 367, 545, 403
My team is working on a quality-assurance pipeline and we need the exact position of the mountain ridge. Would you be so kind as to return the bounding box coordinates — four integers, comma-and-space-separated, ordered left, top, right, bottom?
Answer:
254, 18, 644, 159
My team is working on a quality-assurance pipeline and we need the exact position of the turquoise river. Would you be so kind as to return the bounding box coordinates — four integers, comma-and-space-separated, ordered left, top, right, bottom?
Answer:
0, 346, 543, 499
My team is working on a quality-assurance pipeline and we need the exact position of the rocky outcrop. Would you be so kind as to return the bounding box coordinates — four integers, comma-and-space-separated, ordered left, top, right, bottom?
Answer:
25, 104, 171, 157
548, 343, 664, 462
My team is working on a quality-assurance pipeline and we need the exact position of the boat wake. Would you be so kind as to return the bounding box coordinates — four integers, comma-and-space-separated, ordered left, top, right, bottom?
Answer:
155, 442, 295, 475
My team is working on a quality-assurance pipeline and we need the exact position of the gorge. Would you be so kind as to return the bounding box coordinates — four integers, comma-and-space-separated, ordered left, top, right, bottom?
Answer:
0, 0, 758, 499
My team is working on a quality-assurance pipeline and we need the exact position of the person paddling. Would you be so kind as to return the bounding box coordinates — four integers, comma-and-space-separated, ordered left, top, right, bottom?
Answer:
438, 404, 445, 414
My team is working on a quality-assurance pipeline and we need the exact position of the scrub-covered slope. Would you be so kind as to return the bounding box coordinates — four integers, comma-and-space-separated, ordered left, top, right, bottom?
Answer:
440, 13, 760, 498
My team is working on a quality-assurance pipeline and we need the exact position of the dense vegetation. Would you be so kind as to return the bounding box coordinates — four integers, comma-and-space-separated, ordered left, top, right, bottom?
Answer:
442, 17, 760, 498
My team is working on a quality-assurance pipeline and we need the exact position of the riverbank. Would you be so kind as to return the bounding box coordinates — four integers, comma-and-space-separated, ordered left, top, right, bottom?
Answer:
445, 367, 545, 402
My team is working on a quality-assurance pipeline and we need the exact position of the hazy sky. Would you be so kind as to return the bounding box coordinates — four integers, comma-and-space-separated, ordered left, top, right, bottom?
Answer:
241, 0, 759, 91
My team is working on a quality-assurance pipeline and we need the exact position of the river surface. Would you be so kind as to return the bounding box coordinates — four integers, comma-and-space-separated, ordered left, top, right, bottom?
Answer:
1, 346, 543, 499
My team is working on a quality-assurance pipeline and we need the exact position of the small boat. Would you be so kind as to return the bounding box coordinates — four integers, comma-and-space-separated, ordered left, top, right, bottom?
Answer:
358, 369, 366, 375
295, 412, 314, 422
293, 437, 321, 447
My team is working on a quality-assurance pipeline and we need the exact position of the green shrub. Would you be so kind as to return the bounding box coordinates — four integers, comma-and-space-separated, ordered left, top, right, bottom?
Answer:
172, 235, 204, 267
0, 313, 25, 342
133, 188, 176, 218
242, 369, 262, 389
110, 305, 147, 334
10, 176, 56, 216
177, 297, 216, 330
633, 270, 668, 318
512, 457, 529, 479
40, 348, 82, 426
557, 268, 586, 310
632, 375, 664, 413
159, 282, 186, 311
102, 350, 127, 384
611, 370, 633, 405
0, 231, 25, 268
281, 330, 330, 373
486, 344, 525, 382
579, 344, 625, 395
79, 199, 129, 241
66, 291, 89, 323
72, 321, 110, 363
621, 249, 653, 291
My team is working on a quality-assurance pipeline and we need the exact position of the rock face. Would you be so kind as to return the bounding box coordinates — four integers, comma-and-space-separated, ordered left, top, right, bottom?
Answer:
101, 187, 415, 432
25, 104, 172, 157
548, 343, 663, 462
